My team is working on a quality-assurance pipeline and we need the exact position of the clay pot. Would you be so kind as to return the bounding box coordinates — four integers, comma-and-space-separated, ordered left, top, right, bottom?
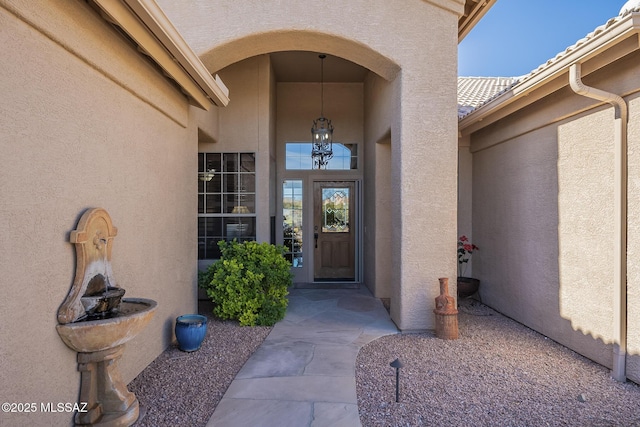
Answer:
457, 277, 480, 298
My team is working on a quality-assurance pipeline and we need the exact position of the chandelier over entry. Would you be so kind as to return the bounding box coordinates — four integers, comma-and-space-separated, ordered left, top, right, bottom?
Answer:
311, 54, 334, 169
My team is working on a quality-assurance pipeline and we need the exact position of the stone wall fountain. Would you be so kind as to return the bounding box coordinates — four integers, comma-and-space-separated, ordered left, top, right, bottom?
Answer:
56, 208, 157, 426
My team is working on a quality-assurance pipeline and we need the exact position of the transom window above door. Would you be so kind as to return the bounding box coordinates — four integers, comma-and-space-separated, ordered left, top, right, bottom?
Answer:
285, 142, 357, 170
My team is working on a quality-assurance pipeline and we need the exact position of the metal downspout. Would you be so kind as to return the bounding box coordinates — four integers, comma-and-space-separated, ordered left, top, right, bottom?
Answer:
569, 63, 628, 382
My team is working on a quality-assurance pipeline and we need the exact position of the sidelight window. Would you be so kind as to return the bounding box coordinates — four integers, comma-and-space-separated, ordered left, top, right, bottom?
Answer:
282, 180, 303, 267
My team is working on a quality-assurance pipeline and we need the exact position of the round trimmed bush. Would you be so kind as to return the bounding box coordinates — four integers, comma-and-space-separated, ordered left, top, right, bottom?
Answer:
199, 240, 292, 326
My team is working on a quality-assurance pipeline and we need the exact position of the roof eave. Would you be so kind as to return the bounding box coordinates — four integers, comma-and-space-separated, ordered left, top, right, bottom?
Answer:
459, 12, 640, 134
92, 0, 230, 109
459, 0, 498, 42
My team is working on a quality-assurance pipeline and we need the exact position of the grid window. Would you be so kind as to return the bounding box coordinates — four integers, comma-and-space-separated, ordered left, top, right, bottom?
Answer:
198, 152, 256, 259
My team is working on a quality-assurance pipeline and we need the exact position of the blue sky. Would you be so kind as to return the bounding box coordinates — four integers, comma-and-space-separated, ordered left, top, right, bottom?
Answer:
459, 0, 626, 77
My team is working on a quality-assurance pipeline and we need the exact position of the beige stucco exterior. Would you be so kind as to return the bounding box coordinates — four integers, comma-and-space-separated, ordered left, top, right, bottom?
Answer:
627, 93, 640, 380
1, 0, 472, 424
363, 72, 395, 300
0, 1, 207, 425
5, 1, 640, 425
200, 56, 276, 242
9, 0, 639, 422
460, 27, 640, 383
157, 0, 463, 331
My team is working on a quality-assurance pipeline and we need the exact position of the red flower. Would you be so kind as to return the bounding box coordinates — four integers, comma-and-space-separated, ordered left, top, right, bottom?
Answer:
458, 236, 479, 277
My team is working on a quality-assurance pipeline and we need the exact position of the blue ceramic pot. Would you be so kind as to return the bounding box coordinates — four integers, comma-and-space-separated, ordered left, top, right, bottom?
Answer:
175, 314, 208, 352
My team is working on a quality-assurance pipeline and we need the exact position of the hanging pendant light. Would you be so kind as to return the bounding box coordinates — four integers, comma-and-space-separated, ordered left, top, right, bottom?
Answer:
311, 54, 334, 169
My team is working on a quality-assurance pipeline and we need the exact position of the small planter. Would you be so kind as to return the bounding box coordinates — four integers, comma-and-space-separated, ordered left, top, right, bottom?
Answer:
457, 277, 480, 299
175, 314, 208, 352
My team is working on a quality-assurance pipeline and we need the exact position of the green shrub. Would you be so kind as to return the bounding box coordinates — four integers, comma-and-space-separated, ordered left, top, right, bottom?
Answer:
199, 240, 292, 326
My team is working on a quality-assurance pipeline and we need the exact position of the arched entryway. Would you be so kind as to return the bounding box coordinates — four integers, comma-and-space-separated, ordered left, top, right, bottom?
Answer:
171, 0, 461, 331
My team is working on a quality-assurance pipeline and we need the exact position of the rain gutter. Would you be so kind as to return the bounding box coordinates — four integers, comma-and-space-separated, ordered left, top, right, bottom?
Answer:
569, 62, 628, 382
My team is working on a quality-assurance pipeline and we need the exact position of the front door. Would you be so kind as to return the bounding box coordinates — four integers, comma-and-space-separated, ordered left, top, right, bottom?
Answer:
313, 181, 355, 281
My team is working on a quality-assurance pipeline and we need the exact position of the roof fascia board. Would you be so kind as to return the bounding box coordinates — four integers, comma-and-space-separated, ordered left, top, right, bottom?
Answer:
92, 0, 229, 109
513, 14, 640, 97
460, 13, 640, 134
122, 0, 229, 107
459, 0, 497, 42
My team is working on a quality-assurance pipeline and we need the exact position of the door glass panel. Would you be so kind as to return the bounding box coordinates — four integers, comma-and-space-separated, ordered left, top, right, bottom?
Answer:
321, 188, 349, 233
283, 180, 303, 267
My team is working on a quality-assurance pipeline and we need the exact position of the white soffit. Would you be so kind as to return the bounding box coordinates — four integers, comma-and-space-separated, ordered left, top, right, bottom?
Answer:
92, 0, 229, 109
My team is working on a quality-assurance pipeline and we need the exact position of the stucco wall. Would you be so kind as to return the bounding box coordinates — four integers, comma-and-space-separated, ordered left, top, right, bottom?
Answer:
473, 111, 618, 368
200, 56, 275, 243
159, 0, 461, 331
558, 109, 615, 347
469, 54, 640, 380
363, 72, 395, 299
197, 56, 275, 280
626, 92, 640, 383
276, 82, 364, 150
0, 2, 199, 425
457, 135, 473, 276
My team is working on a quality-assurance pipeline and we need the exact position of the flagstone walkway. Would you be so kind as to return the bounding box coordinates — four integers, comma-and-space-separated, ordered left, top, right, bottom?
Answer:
206, 287, 398, 427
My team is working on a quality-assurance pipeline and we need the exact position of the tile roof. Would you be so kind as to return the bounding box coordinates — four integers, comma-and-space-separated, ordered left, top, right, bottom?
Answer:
457, 76, 519, 118
518, 6, 639, 85
458, 6, 640, 121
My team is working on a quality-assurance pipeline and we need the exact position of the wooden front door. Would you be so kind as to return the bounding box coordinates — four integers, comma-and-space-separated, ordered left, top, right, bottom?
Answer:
313, 181, 355, 281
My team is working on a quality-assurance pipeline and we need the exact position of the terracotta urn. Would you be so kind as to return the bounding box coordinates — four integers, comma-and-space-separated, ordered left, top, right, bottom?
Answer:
434, 278, 458, 340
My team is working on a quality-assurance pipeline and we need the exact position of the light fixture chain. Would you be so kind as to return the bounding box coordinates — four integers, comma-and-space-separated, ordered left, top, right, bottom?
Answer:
320, 54, 325, 118
311, 53, 333, 169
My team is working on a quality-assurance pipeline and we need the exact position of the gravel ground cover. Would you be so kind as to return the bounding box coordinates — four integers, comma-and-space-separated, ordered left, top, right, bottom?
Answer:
128, 313, 271, 427
356, 299, 640, 427
128, 299, 640, 427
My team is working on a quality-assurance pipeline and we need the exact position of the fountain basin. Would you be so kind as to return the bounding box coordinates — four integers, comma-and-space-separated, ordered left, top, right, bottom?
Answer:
57, 298, 157, 353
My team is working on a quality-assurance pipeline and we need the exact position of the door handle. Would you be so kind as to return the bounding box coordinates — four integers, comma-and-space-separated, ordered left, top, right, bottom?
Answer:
314, 232, 319, 248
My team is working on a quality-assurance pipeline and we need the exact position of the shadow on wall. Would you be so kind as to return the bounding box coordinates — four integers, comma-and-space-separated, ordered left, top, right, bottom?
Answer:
470, 118, 639, 384
557, 114, 638, 383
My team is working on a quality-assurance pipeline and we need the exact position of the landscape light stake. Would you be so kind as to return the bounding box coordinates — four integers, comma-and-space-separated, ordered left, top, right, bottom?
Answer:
389, 358, 404, 402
